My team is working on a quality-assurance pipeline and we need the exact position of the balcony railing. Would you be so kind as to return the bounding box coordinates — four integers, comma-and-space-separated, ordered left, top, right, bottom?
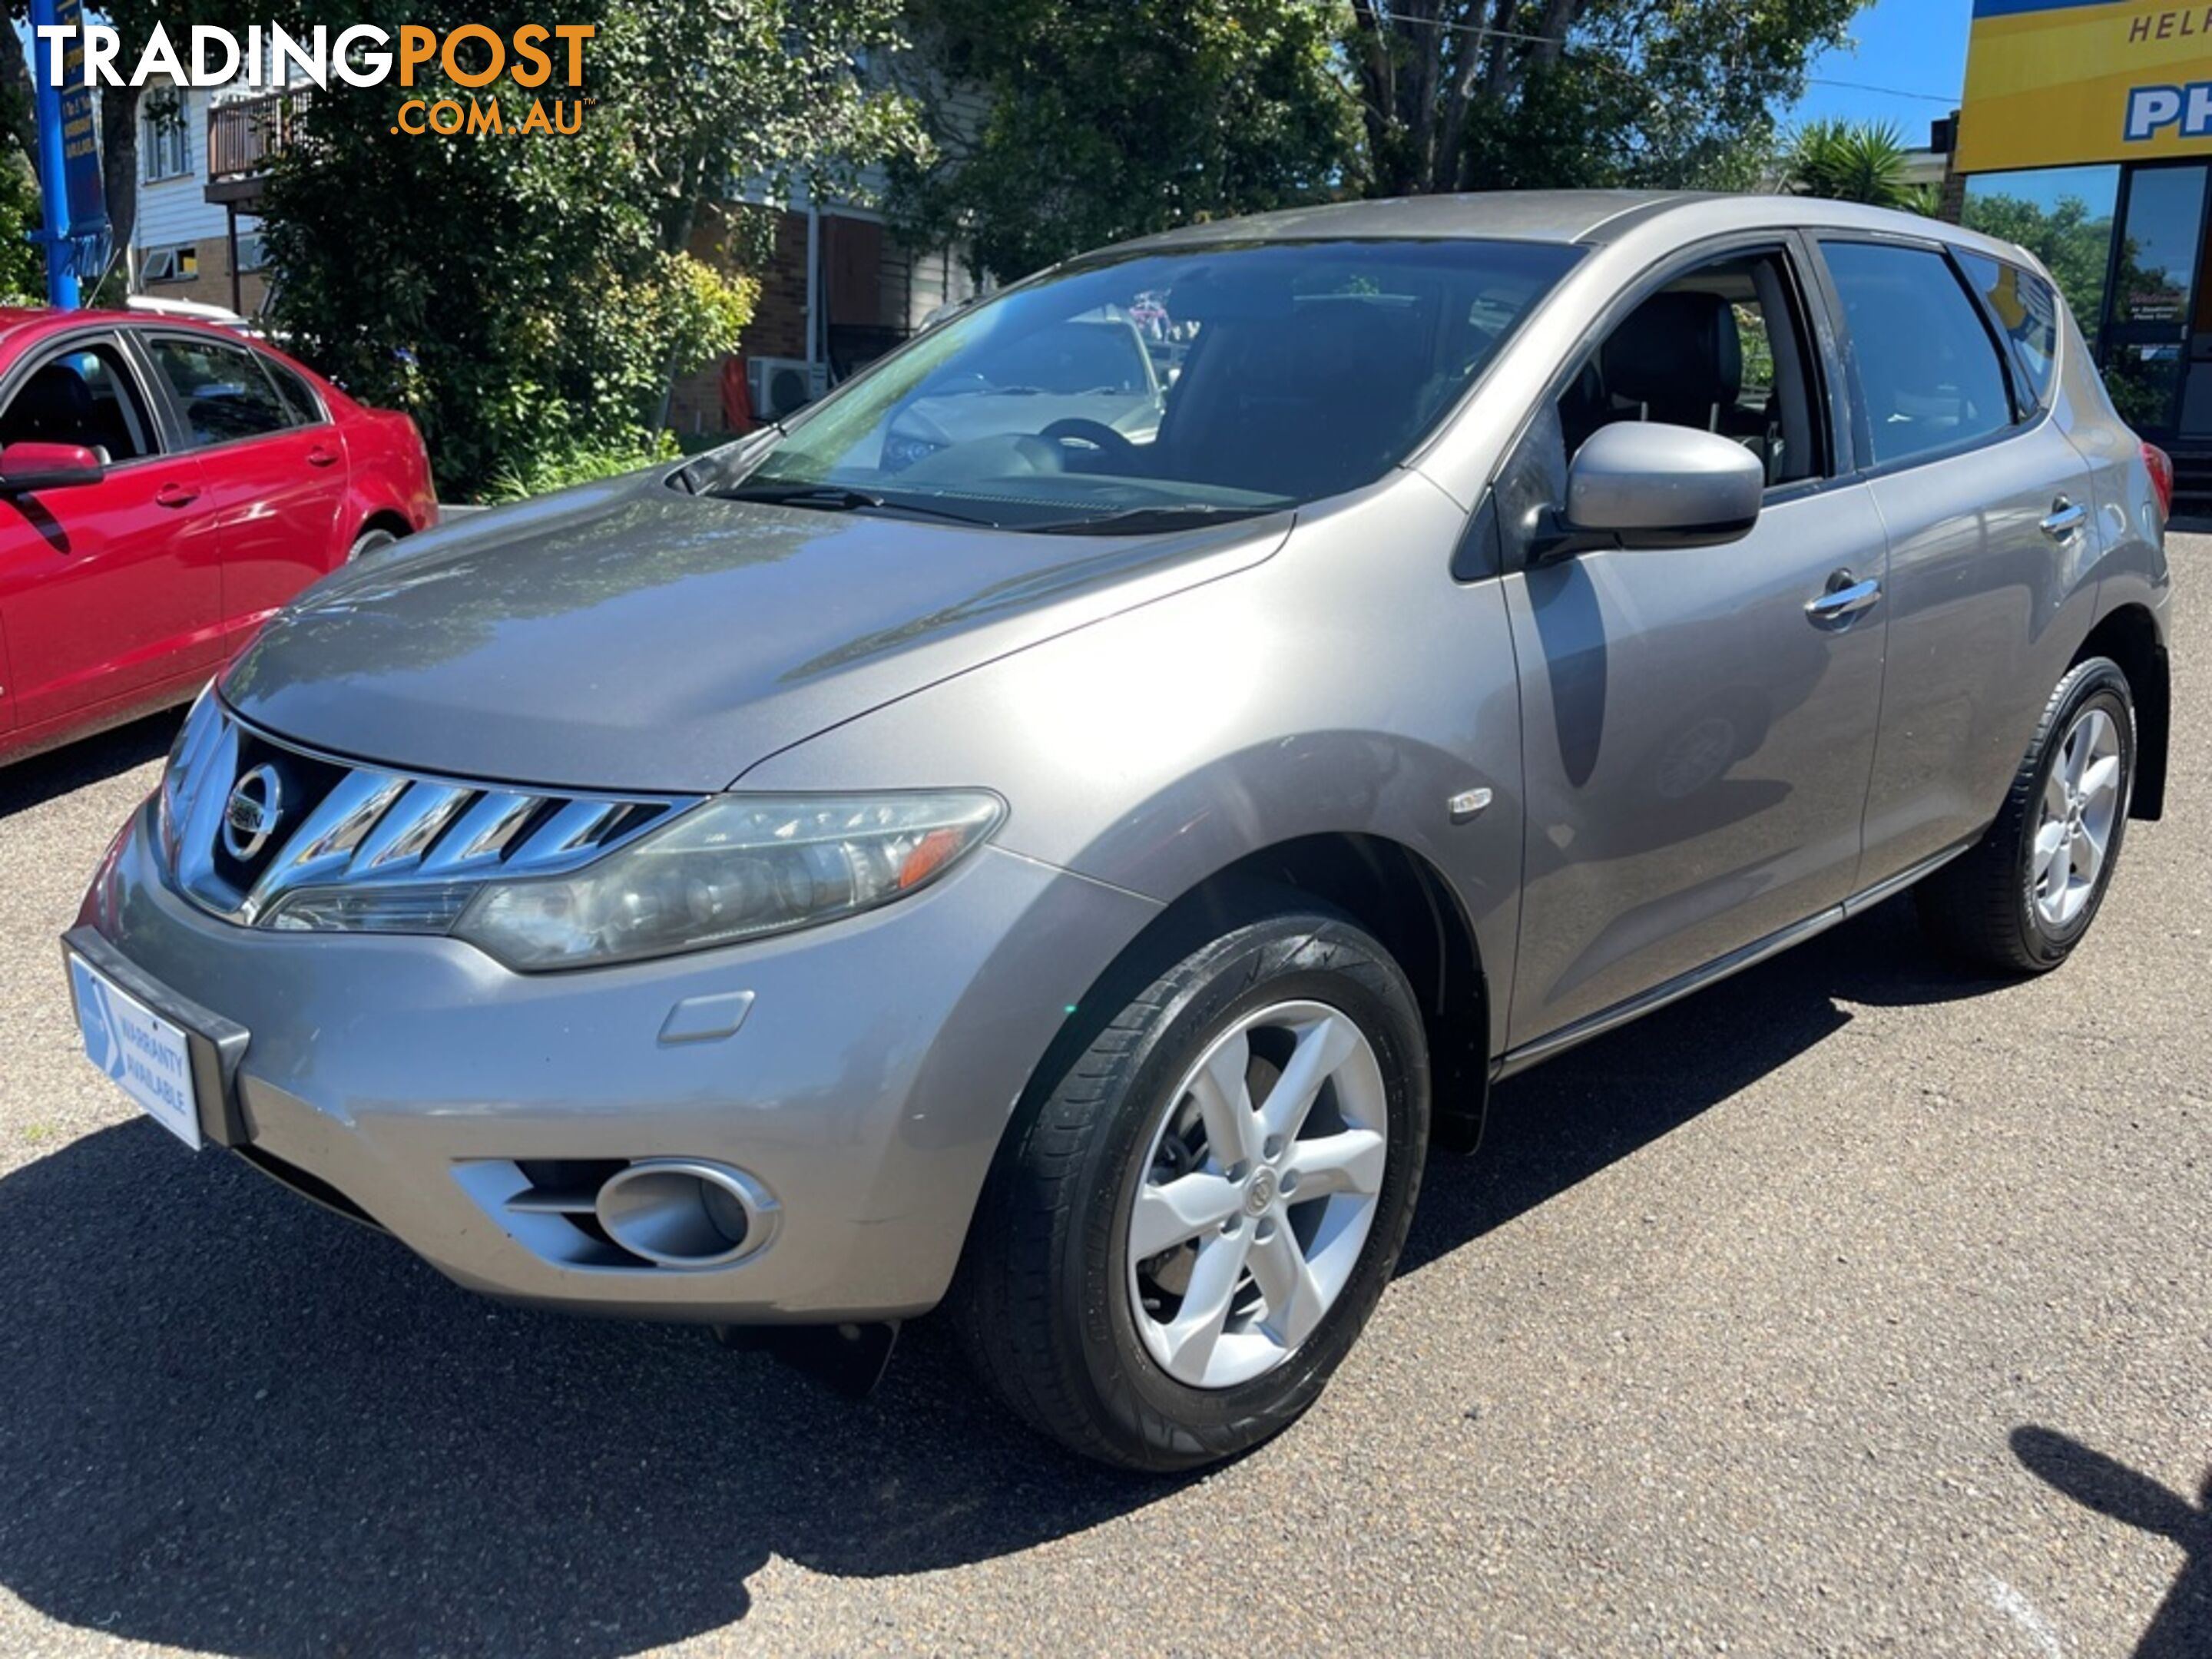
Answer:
207, 89, 311, 182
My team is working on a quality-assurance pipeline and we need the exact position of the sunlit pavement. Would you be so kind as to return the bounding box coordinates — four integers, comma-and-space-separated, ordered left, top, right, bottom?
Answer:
0, 536, 2204, 1656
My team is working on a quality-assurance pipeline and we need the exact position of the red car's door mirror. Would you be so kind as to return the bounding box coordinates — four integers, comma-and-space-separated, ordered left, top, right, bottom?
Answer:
0, 441, 105, 493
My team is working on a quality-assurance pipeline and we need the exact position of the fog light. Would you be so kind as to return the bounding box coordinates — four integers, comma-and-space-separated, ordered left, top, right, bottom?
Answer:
594, 1160, 779, 1268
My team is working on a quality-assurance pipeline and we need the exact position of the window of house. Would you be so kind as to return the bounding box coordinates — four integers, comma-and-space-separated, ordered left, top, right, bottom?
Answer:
0, 340, 157, 462
234, 230, 270, 273
1820, 240, 2015, 469
141, 243, 199, 284
1558, 249, 1828, 488
141, 94, 190, 182
144, 335, 293, 447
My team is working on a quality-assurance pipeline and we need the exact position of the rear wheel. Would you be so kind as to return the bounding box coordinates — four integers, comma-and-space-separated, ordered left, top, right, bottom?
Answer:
346, 525, 400, 562
955, 906, 1429, 1470
1915, 657, 2134, 972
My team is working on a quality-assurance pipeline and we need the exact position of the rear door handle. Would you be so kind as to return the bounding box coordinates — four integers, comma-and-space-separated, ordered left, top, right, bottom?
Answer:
1806, 571, 1882, 624
2041, 496, 2087, 540
306, 445, 339, 469
153, 481, 200, 508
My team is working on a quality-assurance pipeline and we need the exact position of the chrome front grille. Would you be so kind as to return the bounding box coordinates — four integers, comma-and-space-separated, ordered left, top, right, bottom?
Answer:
162, 696, 697, 929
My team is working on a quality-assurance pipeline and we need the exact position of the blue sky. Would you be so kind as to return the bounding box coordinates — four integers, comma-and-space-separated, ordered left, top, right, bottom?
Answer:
1787, 0, 1975, 140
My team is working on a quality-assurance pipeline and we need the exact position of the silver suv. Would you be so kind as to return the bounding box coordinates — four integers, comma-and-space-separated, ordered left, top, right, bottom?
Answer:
66, 194, 2174, 1470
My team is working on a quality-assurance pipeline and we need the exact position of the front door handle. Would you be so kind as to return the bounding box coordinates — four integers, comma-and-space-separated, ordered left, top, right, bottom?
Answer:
153, 481, 200, 508
1806, 570, 1882, 624
306, 445, 339, 469
2041, 496, 2088, 540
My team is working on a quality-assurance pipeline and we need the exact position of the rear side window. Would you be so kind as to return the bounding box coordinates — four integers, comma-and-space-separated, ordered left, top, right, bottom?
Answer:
1820, 240, 2015, 469
144, 335, 293, 448
1957, 250, 2060, 412
257, 353, 326, 426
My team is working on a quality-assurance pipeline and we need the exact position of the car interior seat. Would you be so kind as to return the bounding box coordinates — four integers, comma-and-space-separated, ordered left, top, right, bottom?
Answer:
0, 363, 104, 455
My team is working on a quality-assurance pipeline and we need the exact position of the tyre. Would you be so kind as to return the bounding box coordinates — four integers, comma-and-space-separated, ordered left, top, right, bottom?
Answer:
955, 904, 1430, 1471
1915, 656, 2135, 973
347, 525, 400, 562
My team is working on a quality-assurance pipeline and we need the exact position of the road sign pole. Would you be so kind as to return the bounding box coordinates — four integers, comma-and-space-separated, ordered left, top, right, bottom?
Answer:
27, 0, 78, 309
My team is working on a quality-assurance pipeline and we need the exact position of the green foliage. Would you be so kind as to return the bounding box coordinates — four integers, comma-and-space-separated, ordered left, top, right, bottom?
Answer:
257, 0, 910, 501
891, 0, 1359, 279
0, 151, 44, 305
1358, 0, 1866, 196
482, 430, 681, 504
1781, 118, 1937, 212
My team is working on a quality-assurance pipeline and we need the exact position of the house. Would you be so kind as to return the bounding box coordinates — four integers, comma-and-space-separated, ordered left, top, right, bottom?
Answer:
128, 81, 288, 314
664, 192, 987, 438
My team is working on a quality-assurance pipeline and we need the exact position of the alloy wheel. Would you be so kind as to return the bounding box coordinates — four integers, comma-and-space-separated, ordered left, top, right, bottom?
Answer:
1126, 999, 1389, 1390
2032, 704, 2126, 930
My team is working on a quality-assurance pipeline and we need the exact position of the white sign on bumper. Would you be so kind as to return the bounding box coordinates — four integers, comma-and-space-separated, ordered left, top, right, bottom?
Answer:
68, 952, 203, 1150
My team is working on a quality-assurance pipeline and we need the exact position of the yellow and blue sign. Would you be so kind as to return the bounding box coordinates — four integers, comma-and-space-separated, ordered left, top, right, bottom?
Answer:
1959, 0, 2212, 172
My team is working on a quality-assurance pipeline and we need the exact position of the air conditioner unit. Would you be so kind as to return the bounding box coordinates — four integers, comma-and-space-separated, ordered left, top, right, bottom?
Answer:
748, 356, 826, 422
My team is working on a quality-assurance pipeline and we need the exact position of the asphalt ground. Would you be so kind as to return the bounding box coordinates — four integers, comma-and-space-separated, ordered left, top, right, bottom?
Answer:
0, 535, 2204, 1657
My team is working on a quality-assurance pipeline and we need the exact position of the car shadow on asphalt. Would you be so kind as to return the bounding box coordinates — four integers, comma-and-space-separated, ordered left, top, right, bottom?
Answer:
0, 882, 2020, 1654
0, 711, 180, 821
1401, 895, 2012, 1276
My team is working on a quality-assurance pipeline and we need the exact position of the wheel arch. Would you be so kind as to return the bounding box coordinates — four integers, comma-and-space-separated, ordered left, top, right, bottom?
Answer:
355, 507, 414, 545
1190, 835, 1491, 1152
1038, 833, 1492, 1157
2075, 604, 2167, 821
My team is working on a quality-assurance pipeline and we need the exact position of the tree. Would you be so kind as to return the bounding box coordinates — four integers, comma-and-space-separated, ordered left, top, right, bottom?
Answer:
1349, 0, 1866, 196
1780, 118, 1936, 213
890, 0, 1359, 281
254, 0, 918, 498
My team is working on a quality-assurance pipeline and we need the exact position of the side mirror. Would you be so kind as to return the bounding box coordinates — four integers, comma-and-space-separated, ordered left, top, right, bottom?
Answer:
1542, 422, 1763, 558
0, 441, 104, 494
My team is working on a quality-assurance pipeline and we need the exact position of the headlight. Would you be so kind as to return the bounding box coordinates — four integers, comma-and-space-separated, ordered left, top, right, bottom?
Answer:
157, 680, 220, 869
449, 791, 1004, 970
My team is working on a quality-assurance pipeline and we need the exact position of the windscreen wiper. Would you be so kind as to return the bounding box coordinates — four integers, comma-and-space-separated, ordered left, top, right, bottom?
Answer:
714, 481, 994, 526
1023, 503, 1273, 535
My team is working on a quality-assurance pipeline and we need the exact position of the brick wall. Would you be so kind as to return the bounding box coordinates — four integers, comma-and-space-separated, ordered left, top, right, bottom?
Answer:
664, 207, 983, 439
141, 233, 270, 315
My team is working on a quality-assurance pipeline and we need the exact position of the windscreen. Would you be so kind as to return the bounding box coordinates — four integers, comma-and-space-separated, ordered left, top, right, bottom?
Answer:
697, 237, 1581, 532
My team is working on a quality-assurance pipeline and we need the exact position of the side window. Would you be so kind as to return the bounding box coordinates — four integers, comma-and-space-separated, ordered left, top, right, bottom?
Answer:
1957, 250, 2060, 413
144, 335, 293, 449
1820, 240, 2015, 469
1558, 248, 1828, 488
0, 339, 157, 462
257, 353, 326, 426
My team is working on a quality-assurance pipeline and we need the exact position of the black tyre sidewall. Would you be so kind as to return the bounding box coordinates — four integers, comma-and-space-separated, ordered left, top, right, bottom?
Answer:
1058, 915, 1429, 1468
2015, 664, 2134, 966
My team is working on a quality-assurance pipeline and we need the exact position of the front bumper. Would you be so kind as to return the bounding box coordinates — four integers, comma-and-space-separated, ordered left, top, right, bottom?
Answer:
75, 800, 1160, 1323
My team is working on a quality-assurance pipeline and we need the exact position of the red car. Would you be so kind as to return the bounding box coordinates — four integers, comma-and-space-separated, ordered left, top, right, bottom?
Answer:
0, 310, 436, 766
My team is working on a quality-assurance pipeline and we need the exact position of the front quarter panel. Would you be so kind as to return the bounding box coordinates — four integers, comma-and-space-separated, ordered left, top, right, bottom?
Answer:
740, 470, 1527, 1058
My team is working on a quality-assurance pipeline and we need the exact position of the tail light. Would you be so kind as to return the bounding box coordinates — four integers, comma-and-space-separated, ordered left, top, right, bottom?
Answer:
2143, 442, 2174, 523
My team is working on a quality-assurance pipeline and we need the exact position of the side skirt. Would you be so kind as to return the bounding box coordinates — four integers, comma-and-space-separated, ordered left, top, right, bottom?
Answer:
1489, 839, 1976, 1082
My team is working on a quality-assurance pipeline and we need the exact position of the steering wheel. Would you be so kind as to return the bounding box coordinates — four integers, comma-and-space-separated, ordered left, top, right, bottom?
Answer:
1038, 418, 1141, 468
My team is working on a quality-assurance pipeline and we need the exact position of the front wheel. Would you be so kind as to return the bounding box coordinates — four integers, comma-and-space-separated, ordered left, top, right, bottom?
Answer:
955, 906, 1429, 1471
1915, 656, 2135, 972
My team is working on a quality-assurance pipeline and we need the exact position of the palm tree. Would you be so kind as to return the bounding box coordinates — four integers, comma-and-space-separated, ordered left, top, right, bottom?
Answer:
1781, 120, 1940, 215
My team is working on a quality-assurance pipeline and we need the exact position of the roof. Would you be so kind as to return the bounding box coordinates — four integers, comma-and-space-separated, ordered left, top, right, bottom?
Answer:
0, 305, 253, 350
1098, 191, 2030, 268
1102, 191, 1710, 254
